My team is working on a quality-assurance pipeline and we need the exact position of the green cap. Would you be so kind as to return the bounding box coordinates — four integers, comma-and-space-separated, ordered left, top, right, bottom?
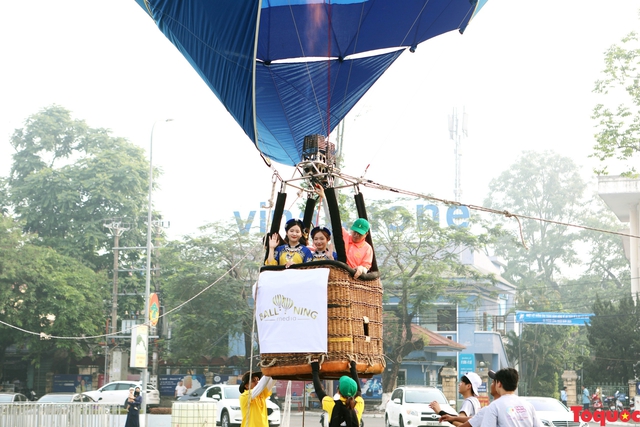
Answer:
339, 375, 358, 397
350, 218, 370, 235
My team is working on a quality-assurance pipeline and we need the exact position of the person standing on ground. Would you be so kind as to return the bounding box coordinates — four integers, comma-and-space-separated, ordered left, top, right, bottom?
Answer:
311, 360, 364, 427
479, 368, 542, 427
430, 372, 482, 425
560, 387, 567, 407
581, 385, 590, 410
175, 380, 187, 399
239, 371, 276, 427
454, 370, 501, 427
124, 386, 142, 427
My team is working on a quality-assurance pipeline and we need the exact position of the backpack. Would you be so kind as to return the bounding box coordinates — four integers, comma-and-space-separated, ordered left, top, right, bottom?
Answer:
329, 399, 359, 427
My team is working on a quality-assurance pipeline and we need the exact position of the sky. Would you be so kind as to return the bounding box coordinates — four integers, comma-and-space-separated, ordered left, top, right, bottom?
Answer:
1, 1, 639, 239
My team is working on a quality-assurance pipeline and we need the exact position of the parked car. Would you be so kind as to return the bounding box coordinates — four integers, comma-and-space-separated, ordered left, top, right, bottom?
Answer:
198, 384, 280, 427
385, 386, 457, 427
38, 392, 95, 403
177, 384, 213, 401
0, 393, 28, 403
520, 396, 588, 427
83, 381, 160, 406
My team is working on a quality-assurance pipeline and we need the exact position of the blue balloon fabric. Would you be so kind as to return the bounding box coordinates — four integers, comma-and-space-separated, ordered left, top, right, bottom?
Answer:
134, 0, 486, 166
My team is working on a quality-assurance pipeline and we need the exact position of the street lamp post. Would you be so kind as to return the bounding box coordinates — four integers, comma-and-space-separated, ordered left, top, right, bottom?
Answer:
142, 118, 172, 423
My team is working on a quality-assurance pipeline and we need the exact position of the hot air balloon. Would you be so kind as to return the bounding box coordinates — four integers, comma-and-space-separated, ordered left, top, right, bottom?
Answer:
134, 0, 488, 380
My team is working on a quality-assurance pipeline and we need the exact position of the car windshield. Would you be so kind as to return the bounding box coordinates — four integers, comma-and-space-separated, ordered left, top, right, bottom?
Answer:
405, 389, 446, 404
525, 399, 568, 412
40, 395, 72, 403
224, 388, 241, 399
0, 395, 14, 403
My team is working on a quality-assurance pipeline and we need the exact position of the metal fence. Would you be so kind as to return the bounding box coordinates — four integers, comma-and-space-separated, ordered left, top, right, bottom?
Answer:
0, 403, 123, 427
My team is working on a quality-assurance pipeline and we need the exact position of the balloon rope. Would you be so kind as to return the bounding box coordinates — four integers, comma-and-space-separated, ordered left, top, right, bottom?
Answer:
326, 0, 332, 143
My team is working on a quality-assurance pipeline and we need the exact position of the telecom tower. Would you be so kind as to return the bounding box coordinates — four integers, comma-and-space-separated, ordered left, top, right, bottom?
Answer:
448, 107, 468, 202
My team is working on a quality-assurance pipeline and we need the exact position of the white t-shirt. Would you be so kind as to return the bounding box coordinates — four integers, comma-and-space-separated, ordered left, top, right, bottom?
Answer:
460, 396, 481, 417
479, 394, 542, 427
469, 406, 488, 427
175, 384, 187, 397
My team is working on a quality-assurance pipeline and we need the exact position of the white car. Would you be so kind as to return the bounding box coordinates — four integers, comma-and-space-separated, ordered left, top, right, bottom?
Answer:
38, 392, 95, 403
385, 386, 457, 427
520, 396, 588, 427
199, 384, 280, 427
83, 381, 160, 407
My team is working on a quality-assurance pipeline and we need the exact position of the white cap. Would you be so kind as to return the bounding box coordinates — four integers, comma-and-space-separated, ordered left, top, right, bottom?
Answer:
464, 372, 482, 396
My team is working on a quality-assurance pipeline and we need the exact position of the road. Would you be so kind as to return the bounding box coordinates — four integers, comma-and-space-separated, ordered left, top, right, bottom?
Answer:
131, 413, 626, 427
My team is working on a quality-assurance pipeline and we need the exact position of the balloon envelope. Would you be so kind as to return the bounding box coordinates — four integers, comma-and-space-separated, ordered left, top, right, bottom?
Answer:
134, 0, 487, 166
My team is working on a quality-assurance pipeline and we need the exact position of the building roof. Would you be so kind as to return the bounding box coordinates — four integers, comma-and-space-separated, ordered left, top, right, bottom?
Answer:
411, 324, 465, 351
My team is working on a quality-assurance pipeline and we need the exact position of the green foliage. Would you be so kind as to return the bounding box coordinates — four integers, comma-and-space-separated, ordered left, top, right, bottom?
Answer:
485, 151, 586, 284
158, 221, 263, 366
486, 151, 592, 394
0, 215, 108, 366
370, 199, 493, 392
583, 296, 640, 383
7, 105, 150, 270
591, 24, 640, 176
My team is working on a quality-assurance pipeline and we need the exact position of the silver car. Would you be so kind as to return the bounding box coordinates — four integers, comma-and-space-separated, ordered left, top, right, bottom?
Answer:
520, 396, 588, 427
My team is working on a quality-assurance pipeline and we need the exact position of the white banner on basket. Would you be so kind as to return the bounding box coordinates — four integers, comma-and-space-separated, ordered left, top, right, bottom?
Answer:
255, 269, 329, 353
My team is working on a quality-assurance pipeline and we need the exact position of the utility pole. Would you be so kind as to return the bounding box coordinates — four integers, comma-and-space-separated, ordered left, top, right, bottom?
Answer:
448, 107, 468, 203
103, 220, 130, 336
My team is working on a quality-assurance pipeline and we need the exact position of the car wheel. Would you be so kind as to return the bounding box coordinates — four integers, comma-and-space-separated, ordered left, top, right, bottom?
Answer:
385, 415, 391, 427
222, 410, 231, 427
399, 416, 404, 427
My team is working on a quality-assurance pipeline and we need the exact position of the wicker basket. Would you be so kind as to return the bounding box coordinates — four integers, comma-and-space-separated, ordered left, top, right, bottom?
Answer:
258, 261, 384, 380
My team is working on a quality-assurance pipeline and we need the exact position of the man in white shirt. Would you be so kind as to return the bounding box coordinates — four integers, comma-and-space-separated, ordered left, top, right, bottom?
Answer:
456, 370, 500, 427
175, 380, 188, 398
479, 368, 542, 427
431, 372, 482, 425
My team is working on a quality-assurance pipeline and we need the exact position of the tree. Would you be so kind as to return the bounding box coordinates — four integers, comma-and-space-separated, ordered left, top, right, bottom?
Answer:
159, 221, 263, 367
0, 215, 108, 369
485, 151, 588, 396
7, 105, 150, 270
592, 20, 640, 176
584, 296, 640, 383
369, 199, 493, 395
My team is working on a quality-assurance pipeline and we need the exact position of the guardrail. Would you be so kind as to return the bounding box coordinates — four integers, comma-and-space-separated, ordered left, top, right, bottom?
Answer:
0, 402, 122, 427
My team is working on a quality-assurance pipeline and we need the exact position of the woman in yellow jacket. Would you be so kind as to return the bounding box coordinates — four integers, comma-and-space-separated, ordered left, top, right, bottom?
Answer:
239, 371, 276, 427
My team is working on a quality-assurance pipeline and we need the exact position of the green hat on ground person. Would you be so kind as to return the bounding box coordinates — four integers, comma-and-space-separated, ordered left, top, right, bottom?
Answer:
350, 218, 370, 235
339, 376, 358, 397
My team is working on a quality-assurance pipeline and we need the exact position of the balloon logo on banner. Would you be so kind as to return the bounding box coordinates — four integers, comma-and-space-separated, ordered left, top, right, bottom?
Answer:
272, 294, 294, 313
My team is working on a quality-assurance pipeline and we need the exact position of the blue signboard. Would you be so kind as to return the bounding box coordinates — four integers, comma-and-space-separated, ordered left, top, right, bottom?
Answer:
515, 311, 593, 326
52, 375, 93, 392
330, 375, 382, 400
459, 354, 475, 377
158, 374, 207, 396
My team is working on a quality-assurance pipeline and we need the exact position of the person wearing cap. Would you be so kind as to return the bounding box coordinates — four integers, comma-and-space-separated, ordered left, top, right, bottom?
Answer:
239, 370, 276, 427
311, 360, 364, 427
310, 226, 338, 260
313, 185, 373, 278
265, 218, 313, 267
478, 368, 541, 427
430, 372, 481, 425
343, 218, 374, 278
456, 370, 500, 427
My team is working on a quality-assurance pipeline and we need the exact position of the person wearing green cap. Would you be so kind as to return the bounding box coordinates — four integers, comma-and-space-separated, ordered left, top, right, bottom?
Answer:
311, 360, 364, 427
314, 185, 373, 279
